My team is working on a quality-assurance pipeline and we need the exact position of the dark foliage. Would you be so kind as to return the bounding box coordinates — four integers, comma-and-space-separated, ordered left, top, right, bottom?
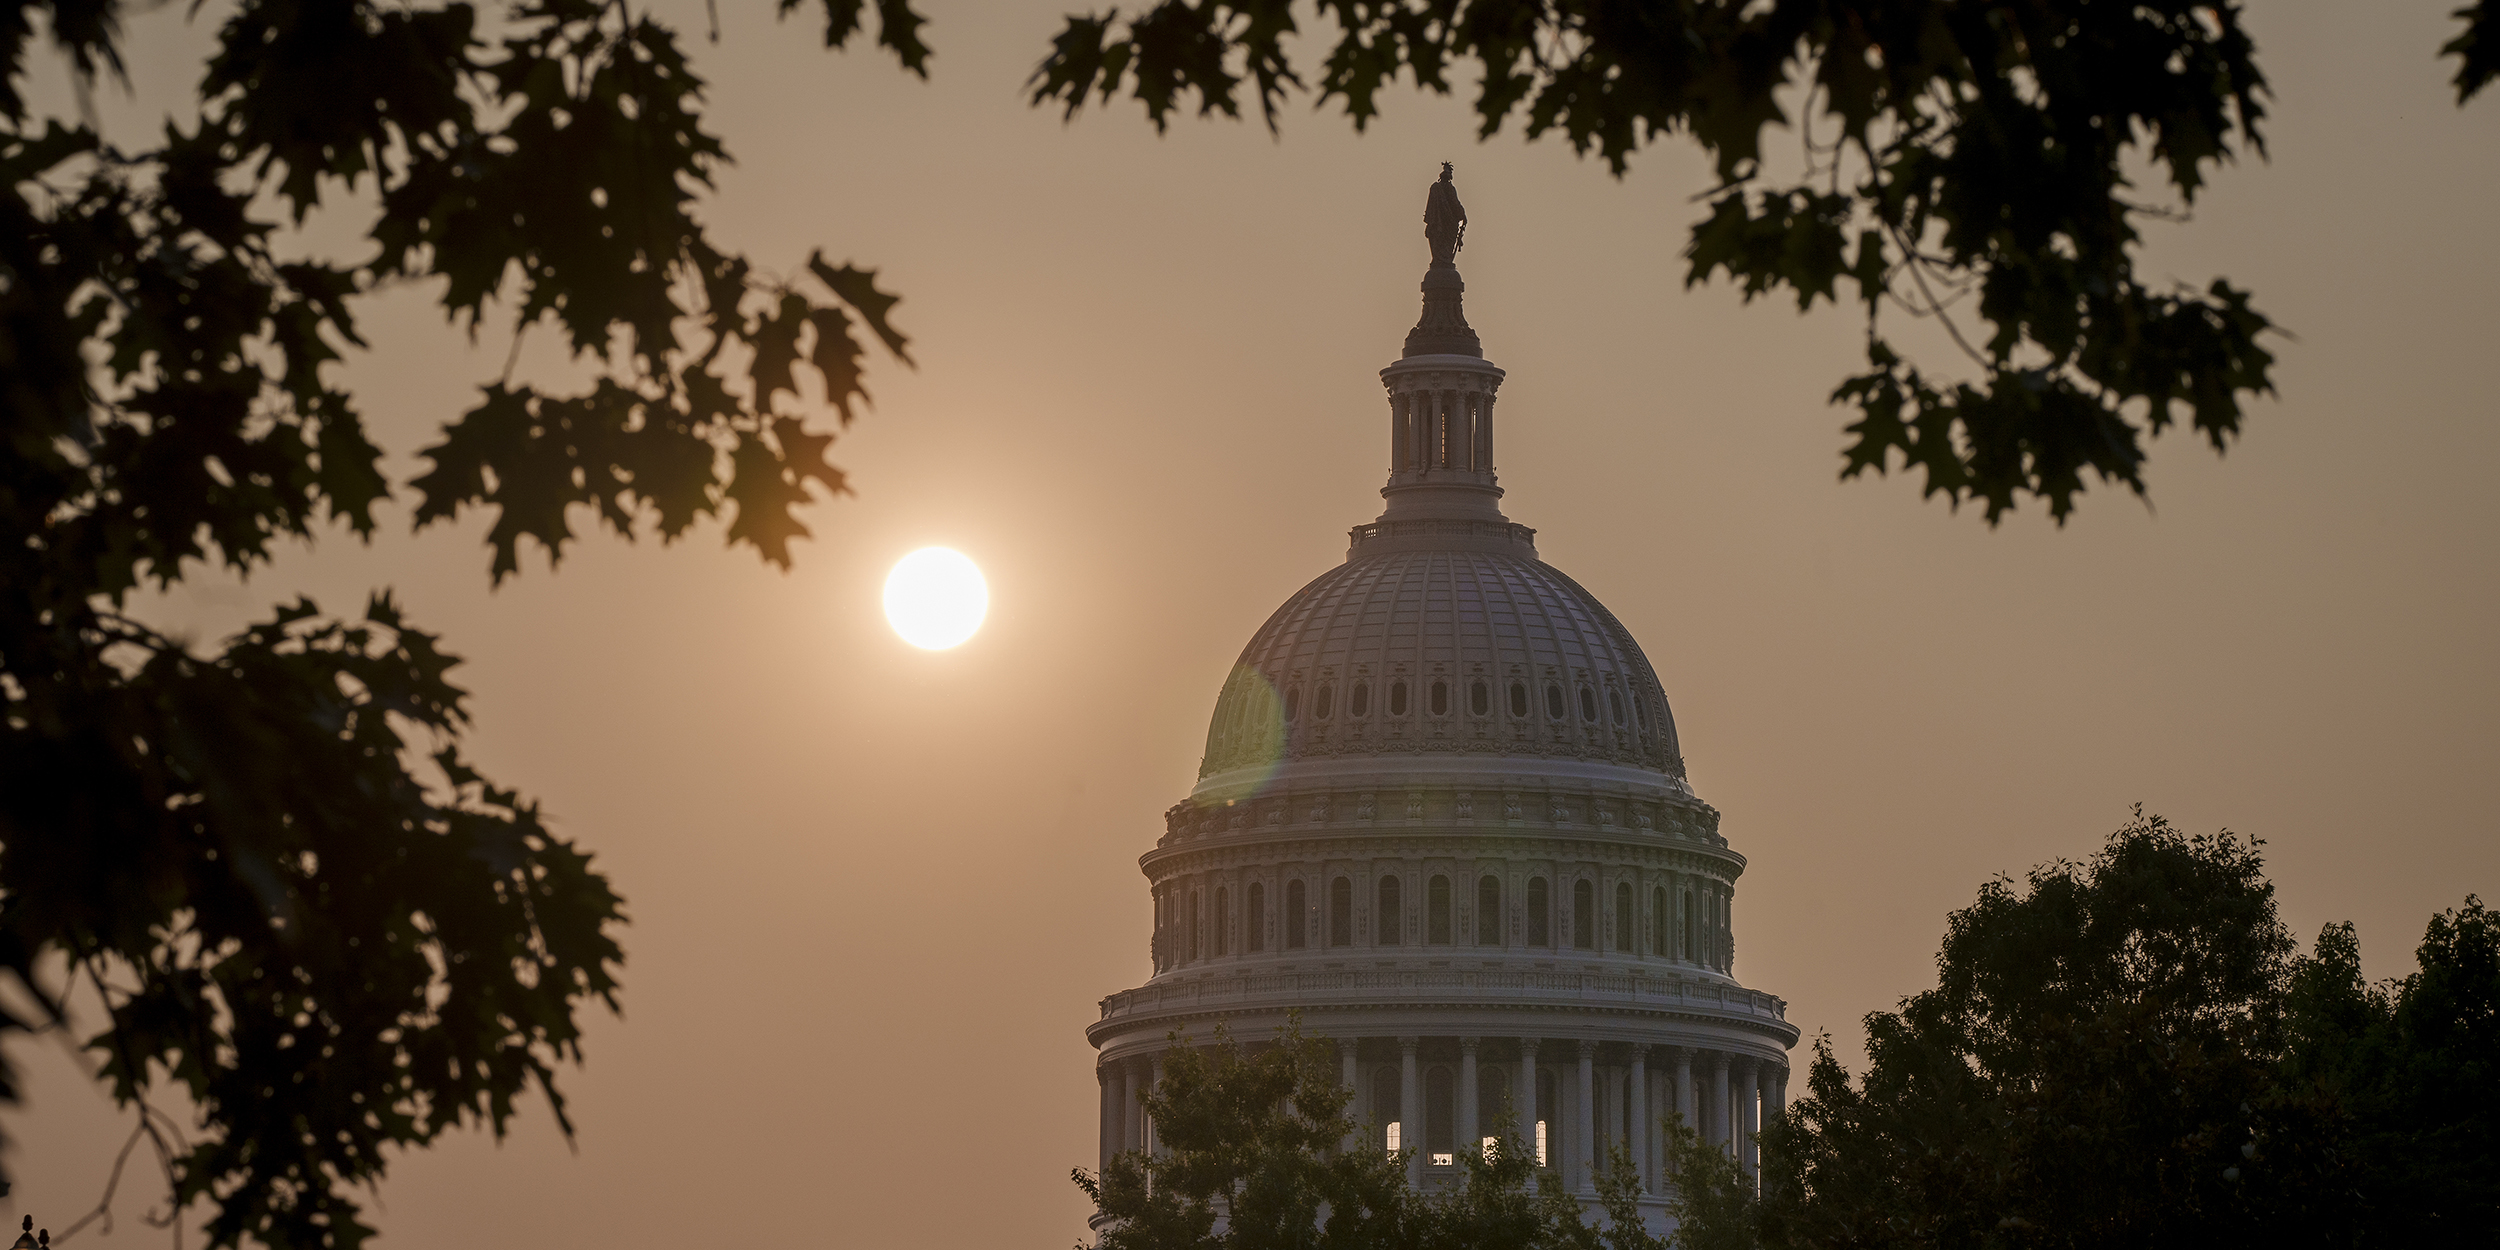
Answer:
1077, 1021, 1615, 1250
1034, 1, 2492, 522
1, 0, 919, 1244
1759, 813, 2500, 1250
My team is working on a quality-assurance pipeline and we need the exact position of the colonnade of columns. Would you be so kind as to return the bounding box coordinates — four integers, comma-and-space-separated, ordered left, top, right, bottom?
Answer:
1388, 385, 1495, 476
1099, 1036, 1789, 1195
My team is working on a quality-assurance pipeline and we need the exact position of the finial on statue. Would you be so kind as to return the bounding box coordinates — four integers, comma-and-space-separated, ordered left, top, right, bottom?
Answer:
1424, 162, 1467, 267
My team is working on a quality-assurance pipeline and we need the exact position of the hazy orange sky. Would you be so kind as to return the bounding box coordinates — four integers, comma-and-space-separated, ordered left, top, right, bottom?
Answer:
8, 1, 2497, 1246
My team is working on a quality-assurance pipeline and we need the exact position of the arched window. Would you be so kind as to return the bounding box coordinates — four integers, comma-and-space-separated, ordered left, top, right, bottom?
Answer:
1248, 881, 1268, 952
1315, 683, 1335, 720
1350, 681, 1371, 717
1545, 682, 1567, 720
1652, 886, 1668, 956
1477, 875, 1502, 945
1286, 879, 1307, 949
1188, 891, 1202, 962
1430, 680, 1449, 716
1215, 887, 1230, 956
1388, 680, 1409, 716
1527, 877, 1551, 946
1510, 682, 1530, 718
1681, 892, 1695, 961
1572, 879, 1595, 950
1427, 875, 1451, 945
1375, 1066, 1403, 1155
1609, 690, 1625, 724
1471, 680, 1490, 716
1283, 687, 1300, 721
1614, 881, 1633, 951
1579, 685, 1599, 722
1376, 875, 1402, 946
1331, 876, 1355, 947
1426, 1066, 1456, 1161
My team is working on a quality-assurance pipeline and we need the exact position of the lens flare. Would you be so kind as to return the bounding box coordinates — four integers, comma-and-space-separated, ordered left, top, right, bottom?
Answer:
883, 547, 988, 650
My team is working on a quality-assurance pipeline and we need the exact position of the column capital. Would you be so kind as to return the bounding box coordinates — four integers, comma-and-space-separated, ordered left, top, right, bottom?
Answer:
1519, 1036, 1541, 1058
1459, 1035, 1481, 1055
1577, 1038, 1599, 1058
1398, 1035, 1421, 1054
1627, 1042, 1651, 1059
1339, 1037, 1360, 1057
1709, 1050, 1730, 1073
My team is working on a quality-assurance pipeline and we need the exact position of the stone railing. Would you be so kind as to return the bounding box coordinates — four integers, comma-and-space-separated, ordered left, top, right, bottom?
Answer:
1160, 782, 1718, 848
1097, 966, 1789, 1026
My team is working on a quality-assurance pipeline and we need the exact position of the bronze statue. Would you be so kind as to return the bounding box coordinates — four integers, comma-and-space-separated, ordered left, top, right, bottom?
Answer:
1424, 162, 1466, 265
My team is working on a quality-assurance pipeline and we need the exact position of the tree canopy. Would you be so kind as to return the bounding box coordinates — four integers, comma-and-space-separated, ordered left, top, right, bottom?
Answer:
1035, 0, 2496, 521
3, 0, 917, 1243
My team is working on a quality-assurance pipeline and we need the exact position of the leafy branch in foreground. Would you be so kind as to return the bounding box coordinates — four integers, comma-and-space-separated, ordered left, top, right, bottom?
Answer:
2, 0, 926, 1243
1033, 1, 2486, 522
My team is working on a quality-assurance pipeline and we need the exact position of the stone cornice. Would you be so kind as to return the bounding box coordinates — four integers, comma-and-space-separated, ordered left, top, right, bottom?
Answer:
1087, 966, 1799, 1053
1140, 831, 1746, 883
1157, 781, 1727, 850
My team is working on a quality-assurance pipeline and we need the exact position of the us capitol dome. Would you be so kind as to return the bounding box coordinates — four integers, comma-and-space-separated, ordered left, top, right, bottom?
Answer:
1087, 167, 1796, 1226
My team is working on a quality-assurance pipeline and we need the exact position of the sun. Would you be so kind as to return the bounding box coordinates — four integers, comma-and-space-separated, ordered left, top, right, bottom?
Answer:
883, 547, 988, 650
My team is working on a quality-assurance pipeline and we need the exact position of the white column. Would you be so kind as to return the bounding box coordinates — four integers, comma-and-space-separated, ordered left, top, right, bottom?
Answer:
1519, 1037, 1541, 1186
1124, 1059, 1143, 1155
1710, 1052, 1731, 1154
1400, 1037, 1424, 1186
1740, 1059, 1762, 1180
1150, 1052, 1168, 1157
1459, 1037, 1481, 1159
1099, 1067, 1115, 1174
1341, 1038, 1361, 1154
1577, 1040, 1598, 1195
1673, 1047, 1694, 1147
1627, 1045, 1650, 1192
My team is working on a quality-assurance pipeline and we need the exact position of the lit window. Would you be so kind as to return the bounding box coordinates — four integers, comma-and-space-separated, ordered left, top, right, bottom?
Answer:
1482, 1137, 1498, 1161
1535, 1120, 1548, 1166
1431, 1152, 1454, 1166
1386, 1122, 1402, 1154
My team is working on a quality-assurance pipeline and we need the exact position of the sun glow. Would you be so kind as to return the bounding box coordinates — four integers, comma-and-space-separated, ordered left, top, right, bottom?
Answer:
883, 547, 988, 650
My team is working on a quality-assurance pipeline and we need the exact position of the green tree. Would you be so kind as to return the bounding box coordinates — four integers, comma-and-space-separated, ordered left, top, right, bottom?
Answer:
2, 0, 916, 1244
1758, 811, 2357, 1250
1079, 1021, 1612, 1250
1035, 0, 2496, 522
2282, 898, 2500, 1246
